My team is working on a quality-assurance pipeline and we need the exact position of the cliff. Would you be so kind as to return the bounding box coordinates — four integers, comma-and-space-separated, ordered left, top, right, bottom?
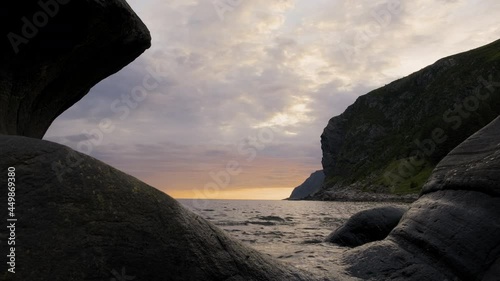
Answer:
315, 39, 500, 200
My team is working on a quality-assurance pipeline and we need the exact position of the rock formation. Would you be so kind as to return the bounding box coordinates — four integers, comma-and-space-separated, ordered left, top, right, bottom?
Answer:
0, 0, 151, 138
342, 116, 500, 281
289, 170, 325, 200
325, 206, 407, 247
316, 39, 500, 199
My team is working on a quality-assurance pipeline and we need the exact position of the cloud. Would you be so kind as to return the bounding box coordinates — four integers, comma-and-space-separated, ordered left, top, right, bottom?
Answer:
44, 0, 500, 198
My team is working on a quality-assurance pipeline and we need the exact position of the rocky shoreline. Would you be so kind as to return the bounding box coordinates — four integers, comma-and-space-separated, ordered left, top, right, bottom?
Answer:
303, 189, 418, 203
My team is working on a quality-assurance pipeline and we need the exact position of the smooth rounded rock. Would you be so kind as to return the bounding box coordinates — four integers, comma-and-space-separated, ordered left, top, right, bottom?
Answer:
421, 116, 500, 197
325, 206, 407, 247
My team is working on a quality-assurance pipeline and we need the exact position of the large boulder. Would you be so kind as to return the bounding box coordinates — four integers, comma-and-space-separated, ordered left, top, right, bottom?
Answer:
421, 114, 500, 196
0, 135, 330, 281
325, 206, 407, 247
0, 1, 151, 138
342, 117, 500, 281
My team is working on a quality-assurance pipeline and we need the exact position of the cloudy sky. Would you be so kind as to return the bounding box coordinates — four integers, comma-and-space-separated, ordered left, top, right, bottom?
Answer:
45, 0, 500, 199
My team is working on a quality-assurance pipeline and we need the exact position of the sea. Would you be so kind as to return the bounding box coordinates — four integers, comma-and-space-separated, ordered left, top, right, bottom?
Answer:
179, 199, 409, 277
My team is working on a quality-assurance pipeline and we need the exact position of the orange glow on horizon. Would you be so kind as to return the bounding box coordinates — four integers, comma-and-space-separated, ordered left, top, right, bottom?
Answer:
140, 156, 321, 201
167, 187, 295, 200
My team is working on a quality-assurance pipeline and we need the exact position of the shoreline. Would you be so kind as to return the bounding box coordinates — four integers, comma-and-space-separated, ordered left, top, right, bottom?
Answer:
287, 190, 419, 203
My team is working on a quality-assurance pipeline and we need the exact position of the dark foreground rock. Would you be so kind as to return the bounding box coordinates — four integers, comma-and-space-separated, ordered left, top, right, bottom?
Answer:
0, 135, 338, 281
342, 117, 500, 281
325, 206, 407, 247
289, 170, 325, 200
0, 1, 151, 138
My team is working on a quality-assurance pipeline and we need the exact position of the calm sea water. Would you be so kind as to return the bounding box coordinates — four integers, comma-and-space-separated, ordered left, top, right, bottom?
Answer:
179, 199, 409, 276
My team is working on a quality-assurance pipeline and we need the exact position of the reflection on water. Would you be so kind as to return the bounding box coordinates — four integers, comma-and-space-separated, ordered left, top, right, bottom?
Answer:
179, 199, 409, 276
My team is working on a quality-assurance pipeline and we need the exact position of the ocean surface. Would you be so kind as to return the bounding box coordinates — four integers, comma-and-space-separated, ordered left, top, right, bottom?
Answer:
179, 199, 409, 277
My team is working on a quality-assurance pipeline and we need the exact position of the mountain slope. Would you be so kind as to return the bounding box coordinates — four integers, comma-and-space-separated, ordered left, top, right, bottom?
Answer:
288, 170, 325, 200
314, 38, 500, 200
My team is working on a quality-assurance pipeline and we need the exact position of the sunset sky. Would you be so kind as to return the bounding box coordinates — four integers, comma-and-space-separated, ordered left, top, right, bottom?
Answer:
44, 0, 500, 200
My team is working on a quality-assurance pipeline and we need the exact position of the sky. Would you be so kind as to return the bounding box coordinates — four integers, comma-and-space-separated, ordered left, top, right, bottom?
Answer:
44, 0, 500, 200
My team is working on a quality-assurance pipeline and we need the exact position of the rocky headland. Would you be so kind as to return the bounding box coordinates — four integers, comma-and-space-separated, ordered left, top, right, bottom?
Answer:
288, 170, 325, 200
